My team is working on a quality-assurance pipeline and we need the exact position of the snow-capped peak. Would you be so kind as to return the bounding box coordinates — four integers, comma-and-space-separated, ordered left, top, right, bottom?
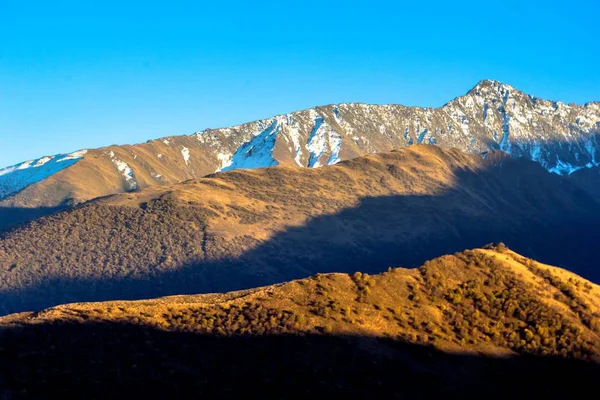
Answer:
3, 80, 600, 207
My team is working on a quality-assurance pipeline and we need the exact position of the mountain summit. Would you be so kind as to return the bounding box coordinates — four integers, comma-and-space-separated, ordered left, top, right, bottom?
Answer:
1, 80, 599, 210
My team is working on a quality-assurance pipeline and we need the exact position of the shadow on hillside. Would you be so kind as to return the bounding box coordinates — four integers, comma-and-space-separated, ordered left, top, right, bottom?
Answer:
1, 153, 600, 315
0, 320, 599, 399
0, 205, 65, 233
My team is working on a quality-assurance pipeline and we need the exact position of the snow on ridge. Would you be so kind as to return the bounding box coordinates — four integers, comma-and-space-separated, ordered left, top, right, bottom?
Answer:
135, 87, 600, 177
34, 156, 53, 167
0, 150, 87, 200
181, 81, 600, 177
56, 150, 88, 162
204, 85, 600, 175
4, 81, 599, 202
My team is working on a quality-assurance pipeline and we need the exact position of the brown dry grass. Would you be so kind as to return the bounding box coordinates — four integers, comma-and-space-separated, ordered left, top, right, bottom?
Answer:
2, 145, 600, 315
5, 245, 598, 360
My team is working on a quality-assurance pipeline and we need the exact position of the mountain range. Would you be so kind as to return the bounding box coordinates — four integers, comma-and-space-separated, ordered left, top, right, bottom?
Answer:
1, 80, 599, 221
2, 80, 600, 398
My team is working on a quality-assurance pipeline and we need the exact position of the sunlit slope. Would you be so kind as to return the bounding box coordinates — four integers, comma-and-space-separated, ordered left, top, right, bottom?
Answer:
1, 145, 599, 315
1, 246, 599, 398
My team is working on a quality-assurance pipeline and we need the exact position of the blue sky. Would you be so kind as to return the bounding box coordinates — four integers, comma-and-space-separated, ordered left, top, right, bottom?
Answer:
1, 0, 599, 167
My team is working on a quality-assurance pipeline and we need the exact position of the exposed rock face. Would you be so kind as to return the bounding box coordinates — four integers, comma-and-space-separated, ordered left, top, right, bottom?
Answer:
1, 80, 599, 209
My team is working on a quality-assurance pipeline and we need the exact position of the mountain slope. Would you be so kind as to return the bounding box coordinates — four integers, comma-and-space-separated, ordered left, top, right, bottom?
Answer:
1, 246, 599, 398
1, 80, 599, 215
1, 145, 600, 315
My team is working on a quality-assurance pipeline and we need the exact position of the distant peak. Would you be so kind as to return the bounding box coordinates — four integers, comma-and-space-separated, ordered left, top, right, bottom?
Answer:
462, 80, 519, 102
477, 79, 502, 86
470, 79, 515, 92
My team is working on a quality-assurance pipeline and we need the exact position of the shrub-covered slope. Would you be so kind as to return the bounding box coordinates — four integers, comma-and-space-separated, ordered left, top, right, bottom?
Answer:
1, 246, 599, 398
1, 145, 600, 315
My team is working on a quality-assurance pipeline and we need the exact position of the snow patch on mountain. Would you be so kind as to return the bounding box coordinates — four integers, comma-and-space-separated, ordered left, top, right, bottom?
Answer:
530, 143, 542, 162
56, 150, 88, 162
304, 112, 343, 167
584, 136, 598, 163
151, 172, 163, 180
403, 127, 413, 145
220, 119, 280, 171
307, 114, 327, 168
34, 156, 52, 167
498, 106, 511, 152
417, 129, 428, 144
549, 159, 585, 175
333, 106, 343, 125
5, 79, 600, 200
0, 150, 87, 200
181, 147, 190, 165
416, 129, 437, 145
483, 104, 489, 124
281, 114, 304, 166
327, 130, 343, 165
217, 153, 233, 170
108, 151, 138, 190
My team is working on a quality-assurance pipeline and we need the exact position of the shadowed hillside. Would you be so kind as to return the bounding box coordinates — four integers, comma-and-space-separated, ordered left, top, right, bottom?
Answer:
1, 246, 599, 398
1, 146, 600, 315
0, 206, 68, 234
2, 325, 599, 399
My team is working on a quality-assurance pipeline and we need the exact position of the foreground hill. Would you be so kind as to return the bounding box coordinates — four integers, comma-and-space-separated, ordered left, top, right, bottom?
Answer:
1, 80, 599, 224
1, 145, 599, 315
1, 246, 599, 398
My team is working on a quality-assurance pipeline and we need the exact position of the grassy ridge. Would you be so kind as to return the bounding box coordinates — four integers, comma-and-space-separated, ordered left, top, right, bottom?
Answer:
2, 146, 600, 315
1, 245, 599, 397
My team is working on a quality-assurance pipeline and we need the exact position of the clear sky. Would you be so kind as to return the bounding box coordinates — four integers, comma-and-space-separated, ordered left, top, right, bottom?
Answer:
1, 0, 599, 167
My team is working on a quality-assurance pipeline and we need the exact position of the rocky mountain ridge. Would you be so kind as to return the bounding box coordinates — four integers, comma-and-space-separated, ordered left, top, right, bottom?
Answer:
1, 80, 599, 211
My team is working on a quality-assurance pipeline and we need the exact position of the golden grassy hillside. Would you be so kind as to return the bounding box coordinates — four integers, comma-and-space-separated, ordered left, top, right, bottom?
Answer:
1, 245, 599, 398
1, 145, 600, 315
